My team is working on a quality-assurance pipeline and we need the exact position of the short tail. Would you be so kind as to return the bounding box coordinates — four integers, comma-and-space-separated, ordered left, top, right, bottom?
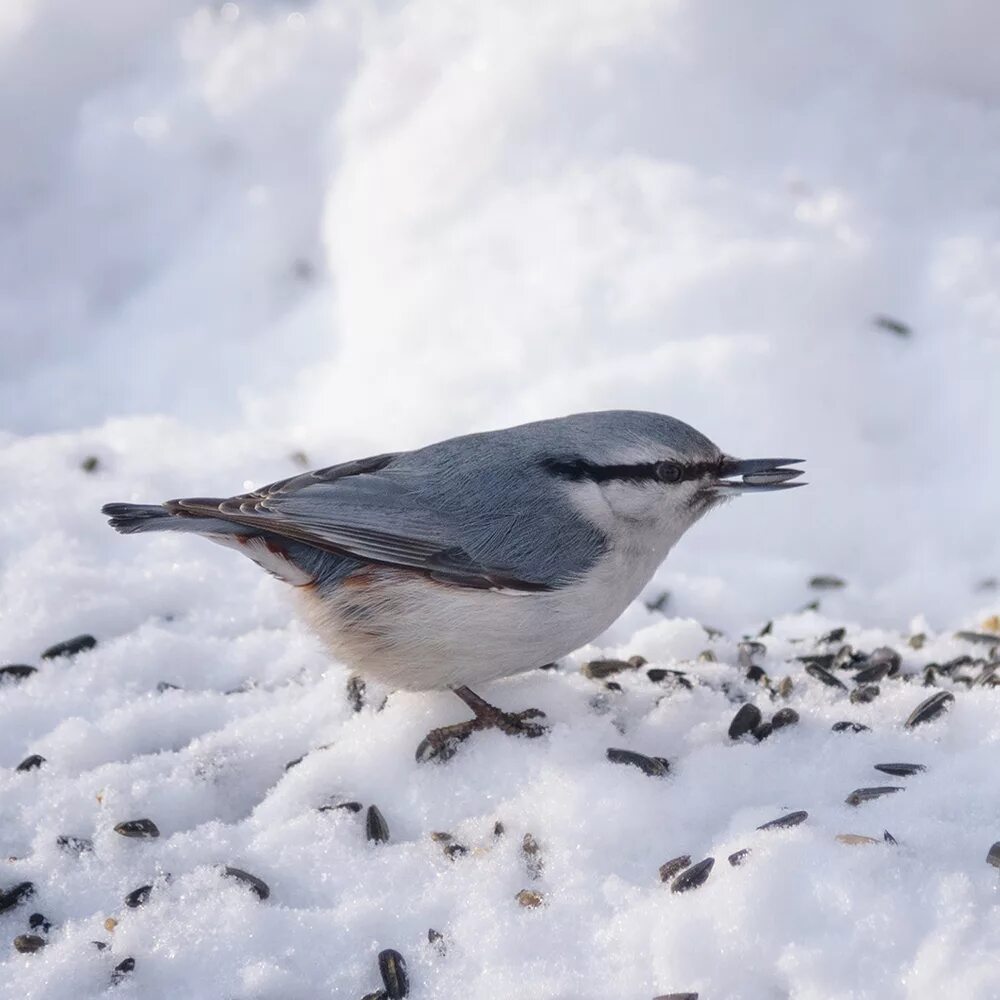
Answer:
102, 501, 234, 536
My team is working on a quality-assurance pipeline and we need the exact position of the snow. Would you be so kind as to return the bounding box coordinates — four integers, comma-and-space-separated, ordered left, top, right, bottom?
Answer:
2, 1, 1000, 998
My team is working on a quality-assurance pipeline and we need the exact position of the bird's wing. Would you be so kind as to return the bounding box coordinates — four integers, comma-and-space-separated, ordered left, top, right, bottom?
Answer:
166, 453, 555, 592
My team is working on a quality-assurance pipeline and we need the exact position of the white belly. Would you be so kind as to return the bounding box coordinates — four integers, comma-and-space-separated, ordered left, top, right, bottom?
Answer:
295, 540, 669, 691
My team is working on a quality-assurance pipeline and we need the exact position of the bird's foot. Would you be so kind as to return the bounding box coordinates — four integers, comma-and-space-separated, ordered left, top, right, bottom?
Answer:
415, 687, 548, 763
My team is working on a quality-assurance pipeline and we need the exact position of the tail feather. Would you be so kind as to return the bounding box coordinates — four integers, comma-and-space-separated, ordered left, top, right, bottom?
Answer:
102, 502, 237, 536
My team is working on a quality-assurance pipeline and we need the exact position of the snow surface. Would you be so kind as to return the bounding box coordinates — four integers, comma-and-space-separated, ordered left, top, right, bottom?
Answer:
2, 1, 1000, 998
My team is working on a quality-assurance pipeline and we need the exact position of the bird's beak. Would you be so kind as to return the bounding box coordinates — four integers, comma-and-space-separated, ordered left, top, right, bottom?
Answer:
713, 457, 806, 494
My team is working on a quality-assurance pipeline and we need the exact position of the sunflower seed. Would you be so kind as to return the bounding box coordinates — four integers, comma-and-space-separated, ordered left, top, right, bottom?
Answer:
443, 843, 468, 860
493, 821, 505, 838
41, 634, 96, 659
832, 721, 870, 733
873, 314, 911, 337
114, 818, 160, 839
850, 685, 880, 704
753, 722, 773, 741
854, 662, 891, 684
125, 884, 153, 908
922, 665, 938, 686
873, 763, 926, 777
653, 994, 698, 1000
987, 842, 1000, 868
29, 913, 51, 932
318, 798, 363, 814
13, 934, 45, 953
771, 707, 799, 730
777, 677, 794, 698
728, 703, 762, 740
57, 833, 93, 855
0, 882, 34, 914
361, 992, 388, 1000
0, 665, 36, 683
746, 665, 767, 684
818, 628, 846, 644
516, 888, 544, 908
846, 786, 904, 807
522, 833, 543, 880
156, 681, 181, 693
646, 668, 693, 689
378, 948, 409, 998
805, 663, 847, 691
15, 754, 45, 772
582, 658, 636, 680
809, 575, 845, 590
938, 655, 973, 675
111, 957, 135, 985
884, 830, 898, 845
671, 858, 714, 893
606, 748, 669, 777
728, 849, 751, 867
757, 810, 808, 831
347, 675, 367, 711
223, 867, 270, 900
904, 691, 954, 728
798, 653, 836, 670
427, 928, 447, 956
868, 647, 901, 673
645, 591, 670, 614
81, 455, 101, 473
955, 631, 1000, 647
658, 855, 692, 882
366, 806, 390, 844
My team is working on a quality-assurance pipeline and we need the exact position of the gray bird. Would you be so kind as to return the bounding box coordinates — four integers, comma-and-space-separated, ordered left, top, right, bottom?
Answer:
102, 410, 803, 760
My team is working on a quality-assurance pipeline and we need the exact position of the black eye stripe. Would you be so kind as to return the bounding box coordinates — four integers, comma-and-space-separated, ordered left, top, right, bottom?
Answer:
543, 458, 721, 484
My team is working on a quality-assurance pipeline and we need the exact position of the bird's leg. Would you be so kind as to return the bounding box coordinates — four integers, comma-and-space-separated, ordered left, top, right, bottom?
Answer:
415, 685, 548, 763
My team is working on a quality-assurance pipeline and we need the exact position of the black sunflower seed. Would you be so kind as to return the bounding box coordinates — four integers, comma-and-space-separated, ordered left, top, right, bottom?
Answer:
318, 799, 363, 814
904, 691, 954, 728
646, 668, 693, 689
606, 748, 669, 777
653, 995, 699, 1000
884, 830, 898, 845
366, 806, 390, 844
805, 664, 847, 691
853, 662, 891, 684
658, 855, 692, 883
938, 655, 973, 675
797, 653, 835, 670
752, 722, 773, 741
850, 685, 880, 704
0, 882, 34, 914
818, 628, 847, 644
759, 620, 773, 636
443, 843, 468, 860
867, 647, 902, 674
728, 849, 751, 867
771, 708, 800, 730
28, 913, 51, 932
361, 993, 388, 1000
670, 858, 714, 894
223, 867, 270, 900
15, 754, 45, 772
728, 703, 762, 740
378, 948, 409, 999
746, 665, 767, 684
156, 681, 181, 693
987, 842, 1000, 868
125, 884, 152, 908
874, 763, 926, 777
13, 934, 45, 953
56, 835, 94, 855
757, 810, 808, 831
114, 818, 160, 839
845, 786, 904, 807
955, 631, 1000, 647
493, 821, 505, 838
0, 665, 36, 683
111, 957, 135, 985
832, 721, 870, 733
41, 635, 96, 660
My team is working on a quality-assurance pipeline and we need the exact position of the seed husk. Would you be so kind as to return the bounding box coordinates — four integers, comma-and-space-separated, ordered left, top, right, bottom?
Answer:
904, 691, 954, 728
223, 867, 270, 900
606, 748, 669, 777
873, 763, 926, 777
29, 913, 51, 932
41, 634, 97, 660
522, 833, 543, 880
347, 675, 367, 711
746, 665, 767, 684
516, 888, 544, 908
658, 855, 692, 883
15, 754, 46, 772
805, 663, 847, 691
836, 833, 880, 846
124, 884, 153, 908
728, 703, 762, 740
114, 818, 160, 839
728, 848, 751, 867
818, 628, 847, 644
884, 830, 898, 845
670, 858, 714, 894
378, 948, 409, 998
0, 665, 36, 683
582, 658, 636, 680
832, 721, 870, 733
846, 786, 904, 807
757, 810, 808, 831
427, 928, 447, 956
366, 806, 390, 844
111, 957, 135, 985
156, 681, 181, 693
850, 685, 880, 705
986, 842, 1000, 868
0, 882, 34, 914
646, 668, 692, 689
318, 798, 363, 814
13, 934, 46, 953
771, 707, 799, 730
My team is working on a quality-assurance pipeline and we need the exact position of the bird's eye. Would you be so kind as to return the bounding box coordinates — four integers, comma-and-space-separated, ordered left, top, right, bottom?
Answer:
656, 461, 684, 484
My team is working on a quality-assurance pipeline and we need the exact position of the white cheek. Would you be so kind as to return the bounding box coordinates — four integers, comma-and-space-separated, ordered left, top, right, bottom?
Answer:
599, 480, 666, 521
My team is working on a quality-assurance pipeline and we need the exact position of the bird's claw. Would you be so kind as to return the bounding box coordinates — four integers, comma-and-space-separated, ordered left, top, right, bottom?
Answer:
415, 706, 548, 763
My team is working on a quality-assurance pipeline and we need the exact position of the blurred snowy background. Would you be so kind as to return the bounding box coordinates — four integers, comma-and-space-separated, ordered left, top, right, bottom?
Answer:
3, 3, 1000, 999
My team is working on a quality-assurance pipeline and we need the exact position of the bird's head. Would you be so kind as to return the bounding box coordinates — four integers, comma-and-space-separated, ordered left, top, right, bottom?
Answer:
537, 410, 804, 547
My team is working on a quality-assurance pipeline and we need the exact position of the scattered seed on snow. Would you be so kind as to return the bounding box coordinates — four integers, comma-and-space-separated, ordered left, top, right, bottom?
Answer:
13, 934, 45, 953
757, 810, 808, 831
805, 663, 847, 691
728, 703, 762, 740
111, 957, 135, 985
832, 721, 870, 733
378, 948, 410, 999
846, 787, 904, 807
0, 665, 36, 683
427, 928, 447, 956
582, 658, 636, 680
728, 849, 751, 867
752, 722, 773, 741
658, 856, 692, 883
836, 834, 880, 846
873, 763, 926, 777
671, 858, 714, 894
15, 755, 45, 772
986, 842, 1000, 868
41, 634, 97, 659
516, 889, 544, 908
223, 867, 270, 900
771, 707, 799, 730
114, 819, 160, 839
850, 685, 880, 704
522, 833, 543, 880
0, 883, 34, 914
606, 748, 669, 777
818, 627, 847, 644
124, 884, 152, 908
366, 806, 390, 844
904, 691, 954, 728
